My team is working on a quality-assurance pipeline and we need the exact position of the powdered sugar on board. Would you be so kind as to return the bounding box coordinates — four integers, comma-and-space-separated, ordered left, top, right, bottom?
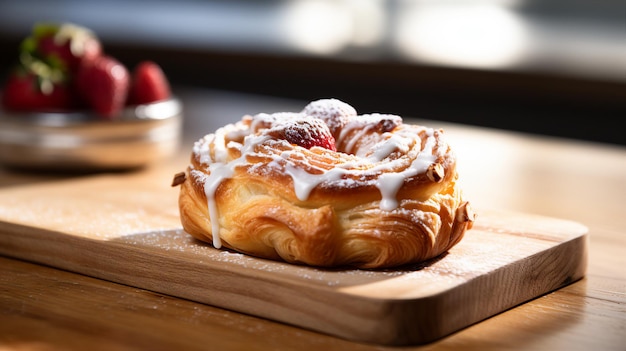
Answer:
106, 215, 567, 298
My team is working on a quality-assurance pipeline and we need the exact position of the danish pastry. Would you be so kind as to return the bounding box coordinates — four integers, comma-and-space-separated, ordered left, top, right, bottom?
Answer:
173, 99, 475, 268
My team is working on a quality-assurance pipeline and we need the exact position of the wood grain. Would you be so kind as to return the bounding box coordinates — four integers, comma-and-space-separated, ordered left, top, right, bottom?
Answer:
0, 170, 588, 345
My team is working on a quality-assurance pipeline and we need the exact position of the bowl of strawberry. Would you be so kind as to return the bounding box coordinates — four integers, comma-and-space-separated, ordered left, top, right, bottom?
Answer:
0, 22, 182, 171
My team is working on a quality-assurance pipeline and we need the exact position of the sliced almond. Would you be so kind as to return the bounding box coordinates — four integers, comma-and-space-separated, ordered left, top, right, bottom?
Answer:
426, 163, 444, 183
171, 171, 186, 187
456, 202, 476, 223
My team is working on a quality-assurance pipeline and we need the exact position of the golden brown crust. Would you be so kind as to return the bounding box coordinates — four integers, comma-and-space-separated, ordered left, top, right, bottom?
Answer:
175, 99, 475, 268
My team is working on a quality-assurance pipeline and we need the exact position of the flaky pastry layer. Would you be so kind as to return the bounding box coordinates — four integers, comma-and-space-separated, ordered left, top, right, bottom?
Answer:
174, 99, 475, 268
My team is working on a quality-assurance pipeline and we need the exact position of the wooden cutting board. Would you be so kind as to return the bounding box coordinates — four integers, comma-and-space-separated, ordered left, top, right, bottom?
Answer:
0, 168, 588, 346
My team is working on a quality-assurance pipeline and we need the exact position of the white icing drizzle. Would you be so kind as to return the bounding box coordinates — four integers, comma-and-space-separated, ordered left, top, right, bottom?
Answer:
203, 163, 234, 248
343, 127, 370, 156
192, 100, 447, 247
285, 164, 348, 201
195, 122, 269, 248
377, 173, 406, 210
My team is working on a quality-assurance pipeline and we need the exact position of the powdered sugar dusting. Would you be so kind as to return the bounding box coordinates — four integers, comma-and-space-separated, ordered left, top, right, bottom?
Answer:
301, 98, 356, 138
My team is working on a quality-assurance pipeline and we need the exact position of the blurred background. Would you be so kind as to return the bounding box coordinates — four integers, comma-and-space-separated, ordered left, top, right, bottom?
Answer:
0, 0, 624, 145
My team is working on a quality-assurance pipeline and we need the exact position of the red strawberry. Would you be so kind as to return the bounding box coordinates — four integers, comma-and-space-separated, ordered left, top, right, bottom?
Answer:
28, 22, 102, 74
1, 66, 76, 112
75, 55, 129, 118
127, 61, 171, 105
269, 115, 336, 151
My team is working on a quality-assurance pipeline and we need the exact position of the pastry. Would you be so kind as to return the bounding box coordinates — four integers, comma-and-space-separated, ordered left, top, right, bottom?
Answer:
172, 99, 475, 268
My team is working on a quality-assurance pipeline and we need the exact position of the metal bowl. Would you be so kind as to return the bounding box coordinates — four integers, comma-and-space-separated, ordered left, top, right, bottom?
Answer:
0, 98, 183, 171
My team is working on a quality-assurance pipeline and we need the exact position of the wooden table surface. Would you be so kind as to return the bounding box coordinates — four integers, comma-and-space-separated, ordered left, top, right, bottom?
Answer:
1, 88, 624, 351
